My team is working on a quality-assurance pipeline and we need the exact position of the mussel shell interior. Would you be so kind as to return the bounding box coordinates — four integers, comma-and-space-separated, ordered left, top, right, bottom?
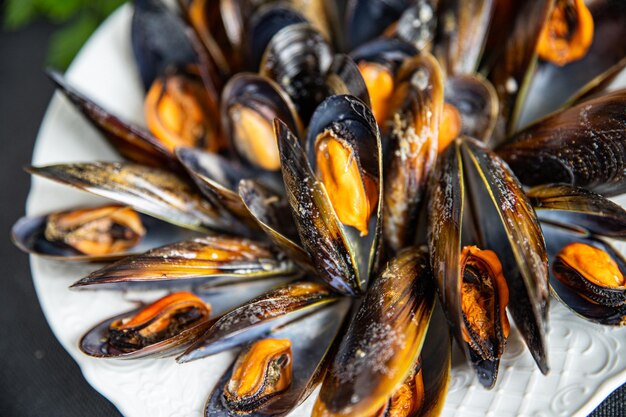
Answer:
542, 222, 626, 325
204, 299, 351, 417
12, 212, 198, 261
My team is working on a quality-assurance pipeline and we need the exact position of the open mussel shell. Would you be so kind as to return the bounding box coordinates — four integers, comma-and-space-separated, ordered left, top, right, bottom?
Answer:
520, 0, 626, 127
343, 0, 410, 50
276, 95, 382, 295
238, 179, 314, 270
372, 300, 451, 417
204, 299, 350, 416
497, 89, 626, 196
47, 70, 178, 171
325, 54, 372, 108
445, 74, 499, 144
132, 0, 198, 90
220, 73, 303, 171
11, 210, 197, 262
260, 23, 333, 123
428, 137, 550, 381
486, 0, 554, 143
313, 247, 436, 416
528, 184, 626, 239
71, 236, 297, 289
350, 38, 419, 125
27, 162, 224, 233
433, 0, 495, 76
541, 222, 626, 325
80, 280, 283, 359
176, 147, 281, 234
178, 281, 341, 362
383, 53, 444, 253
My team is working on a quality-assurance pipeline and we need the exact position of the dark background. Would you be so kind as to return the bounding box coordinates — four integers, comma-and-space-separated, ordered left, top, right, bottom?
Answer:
0, 13, 624, 417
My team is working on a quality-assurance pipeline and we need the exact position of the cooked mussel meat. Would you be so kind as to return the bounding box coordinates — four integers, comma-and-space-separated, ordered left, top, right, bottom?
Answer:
536, 0, 594, 67
145, 71, 220, 153
44, 205, 145, 256
314, 128, 379, 236
351, 38, 418, 125
553, 242, 626, 308
108, 291, 211, 353
223, 338, 293, 413
370, 359, 425, 417
222, 74, 302, 171
460, 246, 510, 364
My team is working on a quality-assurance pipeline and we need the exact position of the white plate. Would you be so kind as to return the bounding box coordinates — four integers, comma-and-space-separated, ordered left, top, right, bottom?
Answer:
27, 4, 626, 417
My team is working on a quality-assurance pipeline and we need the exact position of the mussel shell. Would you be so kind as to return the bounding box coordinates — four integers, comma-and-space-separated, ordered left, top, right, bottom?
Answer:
80, 303, 214, 359
383, 53, 443, 253
445, 74, 498, 143
343, 0, 410, 50
313, 247, 435, 416
27, 162, 223, 233
238, 179, 314, 270
260, 23, 333, 123
47, 70, 178, 171
325, 54, 372, 108
176, 147, 282, 234
204, 299, 351, 416
433, 0, 495, 76
464, 138, 549, 375
429, 137, 550, 378
284, 95, 381, 295
246, 3, 308, 70
350, 38, 418, 71
220, 73, 304, 168
497, 89, 626, 196
71, 236, 296, 289
177, 281, 340, 362
11, 211, 197, 262
132, 0, 198, 89
527, 184, 626, 239
541, 222, 626, 325
519, 0, 626, 127
80, 281, 281, 359
486, 0, 554, 143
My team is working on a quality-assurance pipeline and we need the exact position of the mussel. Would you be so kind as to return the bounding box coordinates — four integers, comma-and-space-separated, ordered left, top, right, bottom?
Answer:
497, 90, 626, 196
71, 236, 296, 289
223, 338, 293, 412
204, 298, 350, 417
144, 71, 222, 153
27, 162, 226, 232
553, 242, 625, 308
382, 52, 443, 253
528, 183, 626, 325
313, 247, 450, 416
350, 38, 419, 125
221, 73, 302, 171
428, 137, 549, 386
276, 94, 382, 295
43, 205, 144, 256
107, 291, 211, 353
459, 245, 510, 379
520, 0, 626, 126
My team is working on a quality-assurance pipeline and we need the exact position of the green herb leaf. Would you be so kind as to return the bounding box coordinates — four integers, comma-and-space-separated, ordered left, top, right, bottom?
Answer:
3, 0, 37, 29
47, 13, 99, 69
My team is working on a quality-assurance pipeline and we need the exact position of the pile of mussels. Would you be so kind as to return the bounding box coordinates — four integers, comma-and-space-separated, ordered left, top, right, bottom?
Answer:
12, 0, 626, 415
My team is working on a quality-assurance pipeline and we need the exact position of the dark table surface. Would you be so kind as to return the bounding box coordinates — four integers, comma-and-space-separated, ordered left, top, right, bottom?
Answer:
0, 16, 625, 417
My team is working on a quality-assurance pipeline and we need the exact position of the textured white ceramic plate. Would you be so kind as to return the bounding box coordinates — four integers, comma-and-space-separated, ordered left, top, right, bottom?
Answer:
27, 4, 626, 417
